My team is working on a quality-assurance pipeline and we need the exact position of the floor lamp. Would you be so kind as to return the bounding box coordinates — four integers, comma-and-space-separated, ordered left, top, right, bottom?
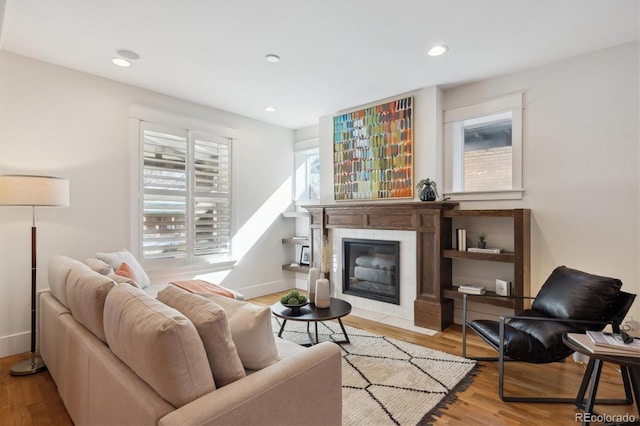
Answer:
0, 175, 70, 376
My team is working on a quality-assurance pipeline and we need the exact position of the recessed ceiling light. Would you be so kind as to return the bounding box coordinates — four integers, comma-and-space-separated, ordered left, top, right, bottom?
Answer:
265, 54, 280, 63
117, 49, 140, 60
264, 106, 277, 112
427, 45, 448, 57
112, 57, 131, 67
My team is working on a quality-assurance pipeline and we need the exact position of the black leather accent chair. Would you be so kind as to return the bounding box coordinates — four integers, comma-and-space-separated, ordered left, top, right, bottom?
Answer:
462, 266, 636, 402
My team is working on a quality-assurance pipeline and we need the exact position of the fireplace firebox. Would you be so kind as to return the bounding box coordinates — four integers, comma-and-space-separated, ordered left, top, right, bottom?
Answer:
342, 238, 400, 305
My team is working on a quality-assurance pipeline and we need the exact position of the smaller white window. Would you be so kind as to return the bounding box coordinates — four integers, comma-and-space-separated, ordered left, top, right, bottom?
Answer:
294, 147, 320, 203
444, 92, 523, 201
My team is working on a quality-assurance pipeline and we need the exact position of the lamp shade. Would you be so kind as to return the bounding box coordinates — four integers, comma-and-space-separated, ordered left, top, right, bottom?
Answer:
0, 175, 70, 207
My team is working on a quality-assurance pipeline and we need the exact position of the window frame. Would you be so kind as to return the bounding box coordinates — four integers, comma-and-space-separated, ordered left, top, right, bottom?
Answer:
129, 105, 237, 272
293, 138, 320, 206
443, 92, 524, 201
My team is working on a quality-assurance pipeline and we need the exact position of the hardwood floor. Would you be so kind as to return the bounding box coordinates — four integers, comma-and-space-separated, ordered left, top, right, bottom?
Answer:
0, 354, 72, 425
1, 291, 637, 425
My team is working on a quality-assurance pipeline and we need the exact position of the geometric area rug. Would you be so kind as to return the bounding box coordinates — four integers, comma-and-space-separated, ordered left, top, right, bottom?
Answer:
272, 317, 478, 425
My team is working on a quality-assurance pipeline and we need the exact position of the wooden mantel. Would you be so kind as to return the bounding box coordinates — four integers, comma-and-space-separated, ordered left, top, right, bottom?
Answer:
303, 201, 459, 331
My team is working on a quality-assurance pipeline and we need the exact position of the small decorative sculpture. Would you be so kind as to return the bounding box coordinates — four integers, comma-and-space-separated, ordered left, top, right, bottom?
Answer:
416, 178, 438, 201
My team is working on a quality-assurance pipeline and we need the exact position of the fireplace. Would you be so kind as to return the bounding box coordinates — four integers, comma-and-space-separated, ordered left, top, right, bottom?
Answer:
342, 238, 400, 305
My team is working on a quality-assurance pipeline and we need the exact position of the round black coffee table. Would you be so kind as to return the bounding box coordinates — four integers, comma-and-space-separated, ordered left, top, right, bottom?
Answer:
271, 297, 352, 346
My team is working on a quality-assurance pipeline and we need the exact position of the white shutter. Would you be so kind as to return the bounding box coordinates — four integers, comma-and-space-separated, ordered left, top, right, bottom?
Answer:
192, 133, 232, 257
141, 123, 232, 264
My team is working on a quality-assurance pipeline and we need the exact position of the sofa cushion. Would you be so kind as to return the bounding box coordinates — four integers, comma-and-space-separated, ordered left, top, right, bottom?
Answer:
96, 249, 151, 288
201, 293, 279, 370
104, 285, 215, 408
84, 257, 113, 275
66, 267, 116, 343
157, 286, 246, 387
170, 279, 244, 300
48, 255, 92, 309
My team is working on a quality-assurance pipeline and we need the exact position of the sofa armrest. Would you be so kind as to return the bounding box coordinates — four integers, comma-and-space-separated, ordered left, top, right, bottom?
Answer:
159, 341, 342, 426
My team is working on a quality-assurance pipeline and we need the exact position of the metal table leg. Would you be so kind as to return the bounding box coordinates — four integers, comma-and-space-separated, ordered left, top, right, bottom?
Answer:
277, 319, 288, 338
338, 318, 350, 343
582, 359, 604, 426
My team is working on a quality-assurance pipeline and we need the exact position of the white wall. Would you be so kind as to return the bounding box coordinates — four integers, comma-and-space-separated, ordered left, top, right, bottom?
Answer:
318, 42, 640, 321
319, 87, 442, 204
442, 41, 639, 319
0, 52, 295, 357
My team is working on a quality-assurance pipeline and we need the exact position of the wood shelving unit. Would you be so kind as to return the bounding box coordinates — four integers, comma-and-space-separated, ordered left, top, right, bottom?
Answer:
441, 208, 531, 313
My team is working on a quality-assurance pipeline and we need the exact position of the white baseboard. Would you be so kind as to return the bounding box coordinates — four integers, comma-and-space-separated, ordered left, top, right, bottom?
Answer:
0, 331, 30, 358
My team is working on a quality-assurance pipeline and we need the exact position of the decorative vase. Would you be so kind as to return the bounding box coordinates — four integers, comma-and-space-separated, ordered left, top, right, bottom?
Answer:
419, 184, 437, 201
308, 267, 320, 304
315, 278, 330, 308
478, 241, 486, 249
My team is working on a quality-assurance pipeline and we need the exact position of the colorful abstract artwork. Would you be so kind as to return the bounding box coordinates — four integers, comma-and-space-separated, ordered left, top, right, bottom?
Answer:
333, 97, 413, 200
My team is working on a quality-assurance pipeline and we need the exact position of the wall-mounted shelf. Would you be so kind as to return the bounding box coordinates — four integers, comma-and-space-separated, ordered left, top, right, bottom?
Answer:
282, 238, 310, 245
281, 264, 310, 274
282, 211, 309, 218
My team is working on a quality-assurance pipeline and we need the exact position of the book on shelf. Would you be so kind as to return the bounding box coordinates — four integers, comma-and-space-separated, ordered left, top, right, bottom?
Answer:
458, 284, 486, 295
586, 330, 640, 353
567, 333, 640, 358
456, 228, 467, 251
467, 247, 504, 254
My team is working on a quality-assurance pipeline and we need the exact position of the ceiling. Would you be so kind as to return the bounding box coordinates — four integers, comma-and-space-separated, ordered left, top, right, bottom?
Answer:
1, 0, 638, 130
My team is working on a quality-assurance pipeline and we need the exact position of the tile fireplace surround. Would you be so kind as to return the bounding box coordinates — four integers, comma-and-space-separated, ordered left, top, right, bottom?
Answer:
332, 228, 414, 322
304, 202, 458, 331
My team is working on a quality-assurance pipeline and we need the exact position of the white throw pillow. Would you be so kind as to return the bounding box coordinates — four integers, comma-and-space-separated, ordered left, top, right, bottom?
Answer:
158, 285, 246, 387
201, 293, 279, 370
96, 249, 151, 288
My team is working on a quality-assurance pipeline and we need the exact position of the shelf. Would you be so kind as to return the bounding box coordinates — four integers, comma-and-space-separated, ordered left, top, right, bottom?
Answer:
282, 264, 310, 274
442, 287, 516, 309
443, 249, 515, 263
443, 209, 515, 218
282, 211, 309, 218
282, 238, 310, 245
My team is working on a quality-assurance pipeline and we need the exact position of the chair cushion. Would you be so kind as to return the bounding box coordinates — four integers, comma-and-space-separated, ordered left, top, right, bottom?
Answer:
157, 285, 246, 387
532, 266, 622, 323
104, 285, 215, 408
470, 313, 578, 363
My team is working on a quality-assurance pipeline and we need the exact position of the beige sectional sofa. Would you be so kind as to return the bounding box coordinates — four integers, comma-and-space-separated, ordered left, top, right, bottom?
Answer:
38, 255, 342, 425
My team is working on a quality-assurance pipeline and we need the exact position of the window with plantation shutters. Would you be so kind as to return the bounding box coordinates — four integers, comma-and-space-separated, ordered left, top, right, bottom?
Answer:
140, 122, 232, 265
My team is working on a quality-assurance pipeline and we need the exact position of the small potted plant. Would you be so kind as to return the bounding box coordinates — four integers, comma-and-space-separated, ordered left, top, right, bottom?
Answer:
416, 178, 438, 201
478, 234, 486, 249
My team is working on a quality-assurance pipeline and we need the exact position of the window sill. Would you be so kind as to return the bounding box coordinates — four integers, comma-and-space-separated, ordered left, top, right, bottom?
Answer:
145, 259, 237, 284
443, 189, 524, 202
